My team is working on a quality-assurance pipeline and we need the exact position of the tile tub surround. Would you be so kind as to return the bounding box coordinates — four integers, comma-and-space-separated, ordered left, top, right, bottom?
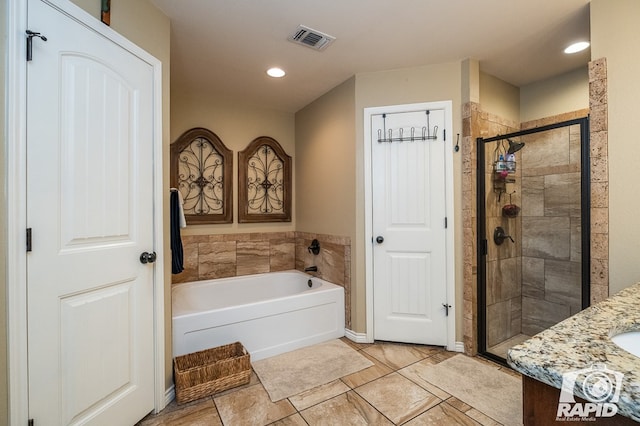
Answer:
296, 232, 352, 329
174, 232, 296, 283
172, 231, 352, 329
507, 282, 640, 422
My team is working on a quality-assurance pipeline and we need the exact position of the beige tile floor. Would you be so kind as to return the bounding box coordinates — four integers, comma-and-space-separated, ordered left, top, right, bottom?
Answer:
139, 339, 520, 426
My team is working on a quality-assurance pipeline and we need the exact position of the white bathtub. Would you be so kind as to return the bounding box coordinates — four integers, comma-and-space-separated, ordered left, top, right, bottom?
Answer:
172, 270, 345, 361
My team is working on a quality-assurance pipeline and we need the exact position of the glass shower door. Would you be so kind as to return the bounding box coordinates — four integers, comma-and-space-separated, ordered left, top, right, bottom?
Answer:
477, 117, 590, 362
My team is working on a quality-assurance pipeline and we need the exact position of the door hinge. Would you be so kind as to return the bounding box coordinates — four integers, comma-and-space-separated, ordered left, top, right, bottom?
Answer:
443, 129, 446, 141
26, 228, 32, 252
26, 30, 48, 61
444, 217, 448, 229
442, 303, 452, 316
28, 419, 34, 426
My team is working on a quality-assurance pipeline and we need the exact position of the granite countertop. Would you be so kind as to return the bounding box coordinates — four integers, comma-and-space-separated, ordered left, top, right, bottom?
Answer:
507, 282, 640, 422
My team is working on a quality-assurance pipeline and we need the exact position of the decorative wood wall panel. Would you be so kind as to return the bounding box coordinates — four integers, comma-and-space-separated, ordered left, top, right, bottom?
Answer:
238, 136, 291, 223
170, 128, 233, 224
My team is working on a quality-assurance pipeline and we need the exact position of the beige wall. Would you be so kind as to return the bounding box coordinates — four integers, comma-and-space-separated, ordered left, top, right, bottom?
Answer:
479, 72, 520, 123
170, 91, 296, 235
520, 67, 589, 123
295, 77, 356, 237
591, 0, 640, 294
295, 77, 356, 327
354, 63, 464, 337
295, 63, 464, 336
70, 0, 99, 19
462, 59, 480, 104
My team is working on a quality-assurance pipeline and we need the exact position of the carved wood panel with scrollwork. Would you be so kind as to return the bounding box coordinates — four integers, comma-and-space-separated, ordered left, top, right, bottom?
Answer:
170, 128, 233, 224
238, 136, 291, 223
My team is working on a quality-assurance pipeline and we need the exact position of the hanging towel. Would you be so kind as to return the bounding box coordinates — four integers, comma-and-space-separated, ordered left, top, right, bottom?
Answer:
170, 190, 184, 274
175, 188, 187, 228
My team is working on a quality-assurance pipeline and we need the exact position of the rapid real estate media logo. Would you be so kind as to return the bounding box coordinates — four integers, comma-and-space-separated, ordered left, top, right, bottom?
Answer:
556, 364, 624, 421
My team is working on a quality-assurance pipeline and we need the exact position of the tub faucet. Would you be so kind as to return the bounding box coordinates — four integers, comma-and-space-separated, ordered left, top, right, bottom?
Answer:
305, 266, 318, 273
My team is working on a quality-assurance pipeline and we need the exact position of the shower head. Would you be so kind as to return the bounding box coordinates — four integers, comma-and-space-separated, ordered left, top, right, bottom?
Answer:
507, 139, 525, 154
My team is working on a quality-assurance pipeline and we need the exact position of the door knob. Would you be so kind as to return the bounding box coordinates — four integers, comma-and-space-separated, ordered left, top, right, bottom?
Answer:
140, 251, 157, 264
376, 236, 384, 244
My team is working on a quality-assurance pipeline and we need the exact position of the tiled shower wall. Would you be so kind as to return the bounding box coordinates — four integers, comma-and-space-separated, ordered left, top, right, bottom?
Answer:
461, 104, 519, 354
519, 125, 583, 335
484, 138, 522, 348
172, 231, 352, 329
482, 119, 587, 347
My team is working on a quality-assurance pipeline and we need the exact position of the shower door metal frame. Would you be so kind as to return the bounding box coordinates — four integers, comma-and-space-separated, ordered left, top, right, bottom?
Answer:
476, 117, 590, 364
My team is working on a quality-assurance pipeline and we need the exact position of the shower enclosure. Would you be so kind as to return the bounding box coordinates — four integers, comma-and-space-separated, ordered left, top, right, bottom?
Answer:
477, 117, 590, 362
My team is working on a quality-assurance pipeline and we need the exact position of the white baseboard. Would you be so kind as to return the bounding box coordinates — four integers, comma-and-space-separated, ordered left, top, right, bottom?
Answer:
162, 385, 175, 411
345, 330, 464, 353
344, 328, 371, 343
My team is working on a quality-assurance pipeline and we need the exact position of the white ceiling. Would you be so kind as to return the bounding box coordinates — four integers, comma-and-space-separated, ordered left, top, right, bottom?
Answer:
151, 0, 591, 113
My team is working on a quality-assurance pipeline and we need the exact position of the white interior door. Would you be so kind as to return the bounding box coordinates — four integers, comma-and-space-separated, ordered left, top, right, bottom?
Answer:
372, 106, 449, 345
26, 0, 156, 424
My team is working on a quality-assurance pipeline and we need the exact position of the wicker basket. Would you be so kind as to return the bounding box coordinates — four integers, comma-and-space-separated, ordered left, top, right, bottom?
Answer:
174, 342, 251, 404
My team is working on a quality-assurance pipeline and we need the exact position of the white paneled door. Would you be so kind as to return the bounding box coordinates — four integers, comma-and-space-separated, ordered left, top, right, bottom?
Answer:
26, 0, 156, 424
372, 106, 449, 345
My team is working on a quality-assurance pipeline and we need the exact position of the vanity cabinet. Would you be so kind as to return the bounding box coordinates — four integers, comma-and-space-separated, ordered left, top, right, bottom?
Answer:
522, 376, 638, 425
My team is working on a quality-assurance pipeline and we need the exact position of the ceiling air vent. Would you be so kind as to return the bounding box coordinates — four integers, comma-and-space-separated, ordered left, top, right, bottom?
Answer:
288, 25, 335, 51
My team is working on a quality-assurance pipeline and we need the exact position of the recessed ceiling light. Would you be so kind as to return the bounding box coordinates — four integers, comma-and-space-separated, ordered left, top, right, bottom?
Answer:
267, 67, 286, 78
564, 41, 590, 54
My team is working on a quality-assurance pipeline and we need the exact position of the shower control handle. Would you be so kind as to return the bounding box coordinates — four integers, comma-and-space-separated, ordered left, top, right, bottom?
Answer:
493, 227, 514, 245
375, 236, 384, 244
140, 251, 157, 264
